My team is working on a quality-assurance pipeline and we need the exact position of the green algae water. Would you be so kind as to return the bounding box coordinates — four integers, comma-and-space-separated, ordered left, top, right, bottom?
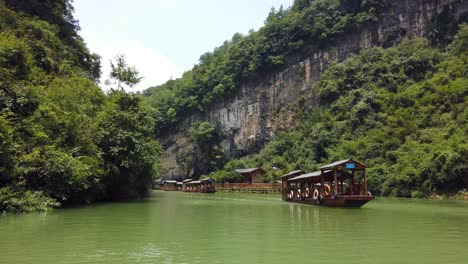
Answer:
1, 191, 467, 264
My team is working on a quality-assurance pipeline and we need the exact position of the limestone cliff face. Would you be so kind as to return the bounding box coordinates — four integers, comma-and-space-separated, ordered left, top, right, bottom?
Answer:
159, 0, 468, 178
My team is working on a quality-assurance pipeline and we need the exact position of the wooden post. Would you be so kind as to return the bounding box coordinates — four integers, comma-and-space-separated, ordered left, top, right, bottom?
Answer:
340, 179, 344, 195
363, 169, 368, 195
320, 170, 324, 195
334, 169, 338, 193
351, 170, 355, 195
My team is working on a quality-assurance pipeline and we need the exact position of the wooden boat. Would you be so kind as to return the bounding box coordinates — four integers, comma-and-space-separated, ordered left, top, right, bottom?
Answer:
162, 180, 179, 191
200, 178, 217, 193
183, 178, 216, 193
182, 179, 193, 191
282, 159, 374, 207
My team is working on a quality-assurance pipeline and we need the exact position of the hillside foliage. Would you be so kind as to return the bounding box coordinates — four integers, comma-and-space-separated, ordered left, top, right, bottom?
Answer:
0, 2, 160, 212
210, 26, 468, 198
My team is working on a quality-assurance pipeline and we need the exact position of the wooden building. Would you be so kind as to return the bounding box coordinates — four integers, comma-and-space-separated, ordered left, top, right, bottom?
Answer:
235, 168, 266, 184
282, 159, 374, 207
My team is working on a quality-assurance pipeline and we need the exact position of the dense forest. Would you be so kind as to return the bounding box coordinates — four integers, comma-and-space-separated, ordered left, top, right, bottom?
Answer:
210, 29, 468, 198
0, 1, 160, 212
143, 0, 393, 132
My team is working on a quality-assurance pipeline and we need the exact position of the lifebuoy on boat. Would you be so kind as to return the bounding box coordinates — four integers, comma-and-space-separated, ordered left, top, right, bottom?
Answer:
297, 189, 301, 198
368, 191, 372, 196
324, 184, 331, 196
305, 188, 310, 198
313, 189, 319, 200
290, 190, 294, 199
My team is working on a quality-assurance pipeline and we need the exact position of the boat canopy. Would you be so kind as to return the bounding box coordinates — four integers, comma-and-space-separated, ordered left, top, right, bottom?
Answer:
165, 180, 177, 184
201, 178, 214, 183
187, 180, 201, 185
235, 168, 264, 174
319, 159, 366, 171
281, 170, 303, 178
288, 169, 355, 182
288, 171, 327, 181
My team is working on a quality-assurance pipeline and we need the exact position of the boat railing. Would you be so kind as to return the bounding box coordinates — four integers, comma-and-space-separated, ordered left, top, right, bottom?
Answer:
283, 183, 371, 198
216, 183, 281, 189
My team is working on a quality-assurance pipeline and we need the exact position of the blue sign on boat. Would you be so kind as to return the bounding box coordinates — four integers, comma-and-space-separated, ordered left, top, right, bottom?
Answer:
346, 163, 355, 169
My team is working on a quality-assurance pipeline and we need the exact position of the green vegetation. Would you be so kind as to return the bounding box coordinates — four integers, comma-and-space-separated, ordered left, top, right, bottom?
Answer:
211, 26, 468, 198
144, 0, 392, 132
0, 0, 466, 213
188, 121, 224, 175
0, 2, 160, 212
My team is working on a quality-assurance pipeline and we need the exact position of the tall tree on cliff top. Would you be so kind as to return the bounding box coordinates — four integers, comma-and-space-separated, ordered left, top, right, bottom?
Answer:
98, 56, 159, 199
106, 54, 142, 91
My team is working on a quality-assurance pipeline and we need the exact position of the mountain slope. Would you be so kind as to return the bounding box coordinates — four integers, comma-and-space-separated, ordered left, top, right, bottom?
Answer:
147, 0, 468, 181
212, 30, 468, 198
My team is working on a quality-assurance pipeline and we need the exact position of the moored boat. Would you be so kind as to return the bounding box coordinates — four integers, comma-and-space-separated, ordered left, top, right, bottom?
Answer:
282, 159, 374, 207
183, 178, 216, 193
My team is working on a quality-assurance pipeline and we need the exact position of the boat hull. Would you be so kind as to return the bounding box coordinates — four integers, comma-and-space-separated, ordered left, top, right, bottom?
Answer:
283, 195, 374, 208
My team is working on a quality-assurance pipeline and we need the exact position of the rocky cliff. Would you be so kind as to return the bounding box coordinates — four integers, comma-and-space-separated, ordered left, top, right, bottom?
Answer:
159, 0, 468, 178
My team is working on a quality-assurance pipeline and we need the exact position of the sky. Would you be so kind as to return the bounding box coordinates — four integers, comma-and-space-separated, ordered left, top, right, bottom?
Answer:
74, 0, 294, 91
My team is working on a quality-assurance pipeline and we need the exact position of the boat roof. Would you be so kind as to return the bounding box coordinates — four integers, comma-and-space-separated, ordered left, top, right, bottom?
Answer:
187, 180, 201, 184
281, 170, 303, 178
177, 182, 183, 185
182, 179, 193, 183
288, 170, 331, 181
201, 178, 213, 182
165, 180, 177, 184
235, 168, 264, 174
319, 159, 366, 170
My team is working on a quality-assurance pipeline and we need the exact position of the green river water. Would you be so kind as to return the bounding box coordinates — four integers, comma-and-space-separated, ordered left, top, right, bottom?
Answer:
1, 191, 467, 264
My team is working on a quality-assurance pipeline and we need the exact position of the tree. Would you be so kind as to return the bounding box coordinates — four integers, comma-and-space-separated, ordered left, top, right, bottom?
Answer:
106, 54, 142, 90
97, 91, 161, 199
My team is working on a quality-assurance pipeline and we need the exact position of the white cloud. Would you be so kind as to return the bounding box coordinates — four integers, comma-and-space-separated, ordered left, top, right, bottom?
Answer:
89, 40, 177, 92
